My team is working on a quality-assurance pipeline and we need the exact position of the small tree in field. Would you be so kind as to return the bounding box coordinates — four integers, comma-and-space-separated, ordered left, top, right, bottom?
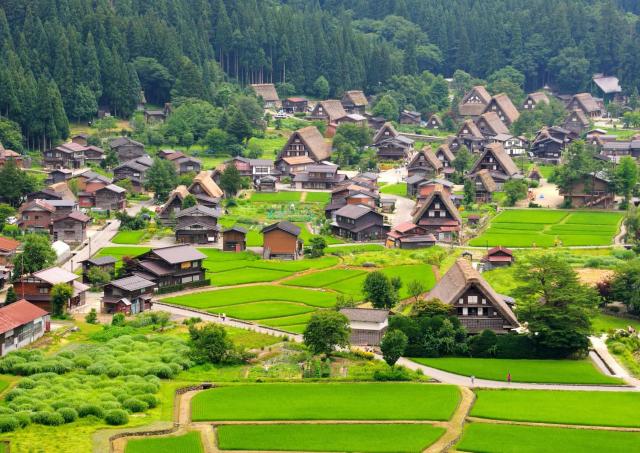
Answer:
362, 271, 399, 309
51, 283, 73, 317
308, 236, 327, 258
380, 330, 408, 366
303, 311, 350, 357
219, 164, 242, 197
407, 280, 425, 303
188, 323, 235, 364
85, 308, 99, 324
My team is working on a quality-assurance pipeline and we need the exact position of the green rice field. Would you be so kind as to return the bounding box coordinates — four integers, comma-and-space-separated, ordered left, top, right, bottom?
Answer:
468, 210, 623, 247
216, 423, 446, 453
111, 230, 146, 244
456, 423, 640, 453
380, 183, 407, 197
411, 357, 622, 385
471, 389, 640, 427
191, 383, 460, 421
125, 431, 203, 453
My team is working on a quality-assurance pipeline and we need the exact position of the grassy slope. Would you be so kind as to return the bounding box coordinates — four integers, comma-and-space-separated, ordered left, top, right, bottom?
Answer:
457, 423, 640, 453
125, 431, 203, 453
471, 389, 640, 427
411, 358, 622, 385
593, 313, 640, 333
217, 424, 445, 453
191, 383, 460, 421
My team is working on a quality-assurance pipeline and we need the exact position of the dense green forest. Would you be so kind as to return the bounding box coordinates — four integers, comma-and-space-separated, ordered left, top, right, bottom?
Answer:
0, 0, 638, 150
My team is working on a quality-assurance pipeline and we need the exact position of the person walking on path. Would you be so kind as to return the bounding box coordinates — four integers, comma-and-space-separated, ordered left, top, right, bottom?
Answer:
470, 375, 475, 386
507, 372, 511, 384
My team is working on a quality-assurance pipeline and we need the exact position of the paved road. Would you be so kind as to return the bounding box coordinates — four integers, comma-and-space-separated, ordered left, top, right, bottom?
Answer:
62, 219, 121, 272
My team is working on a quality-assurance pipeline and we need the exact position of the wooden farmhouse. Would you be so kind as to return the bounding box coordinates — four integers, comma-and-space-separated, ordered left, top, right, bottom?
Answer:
407, 147, 443, 179
471, 169, 498, 203
593, 74, 622, 103
567, 93, 602, 118
309, 100, 347, 124
261, 221, 303, 260
282, 97, 308, 114
339, 308, 389, 346
46, 168, 73, 184
276, 126, 331, 176
341, 90, 368, 114
386, 222, 436, 249
331, 205, 387, 242
188, 171, 223, 207
43, 142, 86, 169
256, 175, 277, 192
452, 119, 485, 153
426, 114, 443, 129
81, 256, 116, 283
458, 86, 492, 119
18, 200, 56, 233
469, 143, 520, 186
113, 156, 153, 192
522, 92, 549, 110
563, 109, 590, 135
160, 151, 202, 175
13, 266, 89, 312
325, 184, 379, 219
475, 112, 509, 138
250, 83, 281, 109
434, 144, 456, 177
483, 93, 520, 126
175, 205, 221, 244
293, 164, 346, 190
530, 126, 574, 163
559, 172, 615, 209
411, 185, 461, 242
222, 226, 247, 252
483, 246, 514, 269
0, 300, 50, 356
101, 275, 155, 314
427, 258, 519, 334
0, 237, 19, 266
51, 211, 91, 245
399, 110, 421, 125
109, 137, 145, 162
131, 245, 207, 289
0, 145, 23, 168
157, 185, 190, 225
93, 184, 126, 211
372, 122, 414, 161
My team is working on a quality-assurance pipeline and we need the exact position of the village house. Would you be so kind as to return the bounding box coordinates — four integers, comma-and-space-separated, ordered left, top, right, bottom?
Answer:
483, 93, 520, 126
276, 126, 331, 175
144, 109, 167, 124
560, 172, 615, 209
566, 93, 602, 118
256, 175, 277, 192
434, 144, 456, 177
84, 145, 104, 166
405, 174, 428, 198
563, 109, 590, 135
157, 185, 190, 225
81, 256, 116, 283
75, 170, 112, 191
426, 114, 443, 129
522, 92, 550, 110
336, 113, 367, 127
407, 147, 443, 179
350, 172, 379, 192
399, 110, 421, 125
131, 245, 207, 290
592, 74, 622, 104
308, 100, 348, 124
113, 156, 153, 192
26, 189, 63, 202
339, 308, 389, 346
386, 222, 436, 249
48, 182, 77, 201
475, 112, 510, 138
412, 185, 461, 242
325, 184, 379, 219
469, 143, 520, 186
43, 142, 86, 169
51, 211, 91, 244
13, 266, 89, 313
600, 140, 640, 159
331, 204, 387, 242
46, 169, 73, 185
372, 122, 414, 161
0, 300, 50, 356
483, 246, 515, 270
175, 205, 221, 244
427, 258, 519, 334
452, 119, 485, 153
293, 164, 346, 190
530, 126, 575, 163
282, 97, 308, 114
101, 275, 156, 314
109, 137, 145, 162
0, 145, 24, 168
458, 86, 492, 119
214, 156, 276, 182
261, 221, 303, 260
222, 226, 247, 252
71, 134, 89, 146
488, 134, 527, 157
93, 184, 126, 211
18, 200, 56, 233
471, 169, 498, 203
188, 171, 223, 207
341, 90, 368, 114
161, 151, 202, 175
250, 83, 281, 109
366, 115, 386, 131
0, 237, 19, 266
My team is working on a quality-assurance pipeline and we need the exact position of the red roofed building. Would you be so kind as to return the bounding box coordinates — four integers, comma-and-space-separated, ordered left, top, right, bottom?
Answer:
0, 237, 20, 266
13, 267, 89, 312
0, 299, 50, 355
386, 222, 436, 249
483, 246, 514, 269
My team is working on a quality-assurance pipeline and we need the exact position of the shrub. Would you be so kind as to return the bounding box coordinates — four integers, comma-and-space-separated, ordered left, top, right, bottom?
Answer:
373, 366, 412, 381
4, 389, 24, 402
57, 407, 78, 423
104, 409, 129, 425
101, 401, 122, 411
112, 313, 126, 326
122, 398, 148, 413
15, 411, 31, 427
0, 407, 14, 415
77, 404, 104, 418
0, 415, 19, 432
17, 378, 37, 389
146, 364, 174, 378
31, 411, 65, 426
136, 394, 158, 409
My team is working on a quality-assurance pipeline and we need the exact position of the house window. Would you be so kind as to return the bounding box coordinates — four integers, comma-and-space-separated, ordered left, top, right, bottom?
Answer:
468, 307, 478, 316
478, 307, 484, 316
434, 203, 440, 209
481, 298, 486, 304
180, 262, 192, 269
458, 298, 463, 304
39, 287, 48, 294
468, 295, 478, 303
462, 307, 468, 316
492, 310, 497, 316
191, 261, 199, 268
428, 211, 435, 217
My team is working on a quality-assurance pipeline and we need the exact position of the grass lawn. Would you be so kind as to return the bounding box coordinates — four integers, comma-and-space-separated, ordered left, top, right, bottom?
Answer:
471, 389, 640, 427
111, 230, 146, 244
207, 301, 316, 320
162, 285, 337, 310
210, 267, 292, 286
380, 183, 407, 197
411, 357, 622, 384
593, 313, 640, 333
469, 210, 623, 247
125, 431, 203, 453
456, 423, 640, 453
216, 423, 446, 453
191, 383, 460, 421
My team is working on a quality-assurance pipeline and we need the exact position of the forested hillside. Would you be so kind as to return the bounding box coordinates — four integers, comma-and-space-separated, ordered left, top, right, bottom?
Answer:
0, 0, 638, 149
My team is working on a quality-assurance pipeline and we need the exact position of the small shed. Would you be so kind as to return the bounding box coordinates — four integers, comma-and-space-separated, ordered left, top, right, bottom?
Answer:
467, 214, 481, 226
223, 226, 247, 252
81, 256, 117, 283
339, 308, 389, 346
380, 198, 396, 213
483, 246, 514, 269
256, 175, 277, 192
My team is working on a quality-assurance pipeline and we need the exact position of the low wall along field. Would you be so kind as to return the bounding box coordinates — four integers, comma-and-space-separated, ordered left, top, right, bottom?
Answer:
468, 210, 624, 247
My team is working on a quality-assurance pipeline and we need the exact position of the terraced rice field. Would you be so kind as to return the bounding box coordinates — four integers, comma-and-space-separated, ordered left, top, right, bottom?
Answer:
468, 210, 623, 247
125, 431, 203, 453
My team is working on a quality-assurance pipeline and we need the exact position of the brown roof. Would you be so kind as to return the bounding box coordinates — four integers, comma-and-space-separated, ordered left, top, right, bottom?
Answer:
486, 246, 513, 257
162, 185, 190, 213
487, 93, 520, 124
0, 237, 19, 253
427, 258, 519, 327
262, 221, 301, 237
53, 211, 91, 224
0, 300, 48, 334
526, 92, 550, 106
342, 90, 368, 107
150, 244, 207, 264
572, 93, 600, 114
340, 308, 388, 323
457, 120, 483, 139
282, 156, 315, 166
32, 266, 78, 284
165, 151, 186, 161
458, 86, 492, 116
21, 199, 56, 213
565, 109, 590, 127
478, 112, 510, 135
335, 204, 376, 220
373, 122, 399, 143
436, 144, 455, 163
408, 147, 443, 171
475, 169, 497, 193
109, 275, 156, 292
471, 143, 519, 177
412, 187, 461, 225
284, 126, 331, 162
250, 84, 280, 102
189, 171, 223, 198
316, 100, 347, 122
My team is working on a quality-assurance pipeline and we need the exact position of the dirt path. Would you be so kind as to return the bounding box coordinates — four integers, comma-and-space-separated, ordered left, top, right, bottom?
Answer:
466, 416, 640, 432
424, 387, 474, 453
